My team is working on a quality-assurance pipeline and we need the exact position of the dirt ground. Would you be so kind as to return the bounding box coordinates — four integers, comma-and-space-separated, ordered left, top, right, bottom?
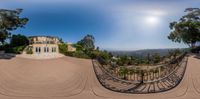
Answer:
0, 55, 199, 99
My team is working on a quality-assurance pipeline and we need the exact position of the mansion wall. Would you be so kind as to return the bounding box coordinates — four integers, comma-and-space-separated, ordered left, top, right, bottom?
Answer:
28, 36, 60, 54
31, 44, 58, 54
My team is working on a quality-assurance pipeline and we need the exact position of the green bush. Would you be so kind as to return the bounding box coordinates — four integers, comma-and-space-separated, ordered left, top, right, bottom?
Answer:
10, 34, 29, 47
5, 45, 25, 54
72, 51, 90, 59
88, 50, 100, 59
65, 51, 90, 59
0, 45, 4, 51
59, 43, 68, 54
26, 49, 33, 54
191, 46, 200, 53
65, 51, 74, 56
74, 44, 83, 51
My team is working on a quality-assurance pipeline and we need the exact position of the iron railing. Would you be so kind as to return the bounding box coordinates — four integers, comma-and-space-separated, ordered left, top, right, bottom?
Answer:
92, 53, 188, 93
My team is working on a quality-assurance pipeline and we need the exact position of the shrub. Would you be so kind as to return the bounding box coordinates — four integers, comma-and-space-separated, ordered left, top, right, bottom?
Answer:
65, 51, 74, 56
26, 49, 33, 54
72, 51, 90, 59
0, 45, 4, 51
74, 44, 83, 51
58, 43, 68, 54
191, 46, 200, 53
10, 34, 29, 47
88, 50, 100, 59
5, 45, 25, 54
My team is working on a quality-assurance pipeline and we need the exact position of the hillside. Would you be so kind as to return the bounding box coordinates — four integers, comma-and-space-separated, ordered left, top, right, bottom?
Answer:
109, 48, 187, 57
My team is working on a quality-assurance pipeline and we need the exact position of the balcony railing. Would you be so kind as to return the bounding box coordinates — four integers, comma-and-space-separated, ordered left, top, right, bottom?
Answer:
92, 53, 188, 94
30, 41, 58, 44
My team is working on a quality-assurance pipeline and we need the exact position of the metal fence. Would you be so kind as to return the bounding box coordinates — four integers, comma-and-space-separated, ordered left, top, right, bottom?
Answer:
92, 53, 188, 93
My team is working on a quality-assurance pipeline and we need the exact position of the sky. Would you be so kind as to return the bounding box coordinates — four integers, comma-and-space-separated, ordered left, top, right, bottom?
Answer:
1, 0, 200, 50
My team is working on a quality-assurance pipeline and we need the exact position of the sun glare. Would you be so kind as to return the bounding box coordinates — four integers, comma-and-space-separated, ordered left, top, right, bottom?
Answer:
145, 16, 159, 26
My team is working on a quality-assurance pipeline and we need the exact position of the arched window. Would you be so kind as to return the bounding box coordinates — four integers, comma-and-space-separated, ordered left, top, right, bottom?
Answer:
47, 47, 49, 52
35, 47, 41, 53
35, 47, 38, 52
44, 47, 46, 52
52, 47, 56, 52
38, 47, 41, 53
54, 47, 56, 52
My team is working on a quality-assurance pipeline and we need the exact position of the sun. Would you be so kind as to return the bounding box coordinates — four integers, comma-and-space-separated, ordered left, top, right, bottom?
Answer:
145, 16, 160, 26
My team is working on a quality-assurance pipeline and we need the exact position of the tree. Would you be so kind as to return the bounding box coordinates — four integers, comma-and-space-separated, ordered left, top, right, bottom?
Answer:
96, 46, 100, 51
74, 44, 83, 51
168, 8, 200, 48
59, 38, 64, 43
10, 34, 29, 47
0, 9, 28, 45
119, 67, 128, 79
152, 53, 161, 64
58, 43, 68, 54
77, 34, 95, 50
127, 69, 134, 80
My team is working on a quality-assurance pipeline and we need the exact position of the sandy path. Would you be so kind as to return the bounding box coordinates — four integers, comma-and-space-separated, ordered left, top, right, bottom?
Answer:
0, 55, 199, 99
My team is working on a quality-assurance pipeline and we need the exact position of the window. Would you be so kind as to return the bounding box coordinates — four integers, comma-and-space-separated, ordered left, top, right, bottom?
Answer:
35, 47, 38, 52
38, 47, 41, 53
52, 47, 56, 52
44, 47, 49, 53
44, 47, 46, 52
35, 47, 41, 53
47, 47, 49, 52
54, 47, 56, 52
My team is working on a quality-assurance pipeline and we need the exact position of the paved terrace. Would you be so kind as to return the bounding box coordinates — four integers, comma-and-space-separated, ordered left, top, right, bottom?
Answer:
0, 54, 199, 99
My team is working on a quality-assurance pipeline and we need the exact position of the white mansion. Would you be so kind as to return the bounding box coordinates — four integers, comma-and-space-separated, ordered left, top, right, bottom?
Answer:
28, 36, 60, 54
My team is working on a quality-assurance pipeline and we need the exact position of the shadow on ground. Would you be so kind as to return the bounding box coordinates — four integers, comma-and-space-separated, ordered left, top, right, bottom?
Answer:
193, 54, 200, 59
0, 54, 16, 59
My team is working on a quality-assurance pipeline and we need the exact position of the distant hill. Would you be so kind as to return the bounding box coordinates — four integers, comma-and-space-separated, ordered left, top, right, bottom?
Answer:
109, 48, 186, 57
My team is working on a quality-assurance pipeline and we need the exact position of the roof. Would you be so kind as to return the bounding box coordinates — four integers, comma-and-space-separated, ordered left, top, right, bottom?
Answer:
29, 36, 59, 39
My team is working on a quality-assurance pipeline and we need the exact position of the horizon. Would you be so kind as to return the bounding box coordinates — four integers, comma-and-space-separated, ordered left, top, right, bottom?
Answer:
105, 47, 188, 52
1, 0, 200, 50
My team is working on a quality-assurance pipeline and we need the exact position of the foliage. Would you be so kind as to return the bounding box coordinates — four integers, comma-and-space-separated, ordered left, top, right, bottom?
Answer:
73, 44, 83, 51
65, 51, 74, 56
5, 45, 25, 54
167, 49, 182, 59
99, 51, 111, 60
26, 50, 33, 54
89, 50, 100, 59
151, 53, 161, 64
111, 51, 183, 66
191, 46, 200, 53
0, 9, 28, 45
59, 38, 64, 43
2, 34, 28, 54
65, 51, 90, 59
77, 34, 95, 50
10, 34, 29, 47
58, 43, 68, 54
118, 67, 128, 79
26, 48, 33, 54
168, 8, 200, 48
96, 46, 100, 51
72, 51, 90, 58
116, 55, 129, 66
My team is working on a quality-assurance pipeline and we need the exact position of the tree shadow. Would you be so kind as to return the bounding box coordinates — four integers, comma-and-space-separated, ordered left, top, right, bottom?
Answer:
0, 53, 16, 59
194, 54, 200, 59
